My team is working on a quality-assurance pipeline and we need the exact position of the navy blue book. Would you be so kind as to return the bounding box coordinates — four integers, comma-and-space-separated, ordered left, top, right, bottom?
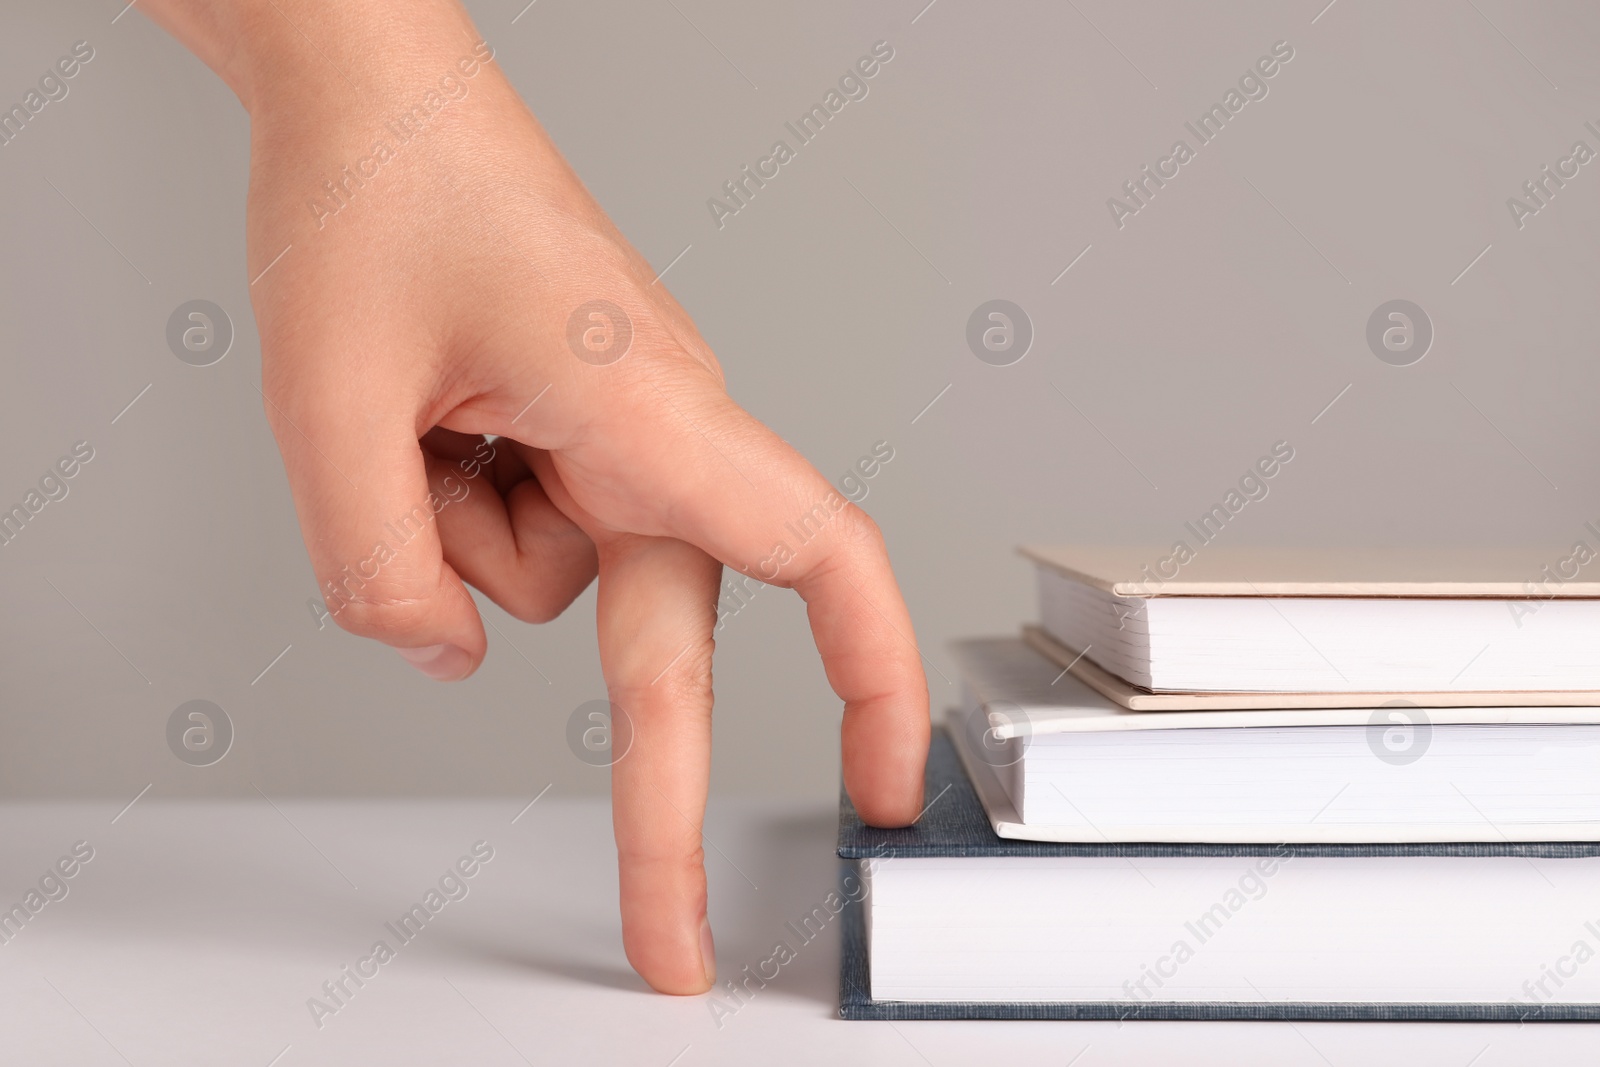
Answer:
837, 729, 1600, 1021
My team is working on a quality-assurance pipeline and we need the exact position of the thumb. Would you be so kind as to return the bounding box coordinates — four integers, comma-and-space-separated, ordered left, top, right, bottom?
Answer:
262, 361, 487, 680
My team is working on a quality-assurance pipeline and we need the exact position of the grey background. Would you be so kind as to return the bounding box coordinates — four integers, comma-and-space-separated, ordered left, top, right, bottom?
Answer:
2, 0, 1598, 800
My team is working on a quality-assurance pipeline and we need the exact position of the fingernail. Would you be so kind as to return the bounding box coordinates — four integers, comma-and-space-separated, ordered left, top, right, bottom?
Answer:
699, 915, 716, 986
397, 643, 472, 681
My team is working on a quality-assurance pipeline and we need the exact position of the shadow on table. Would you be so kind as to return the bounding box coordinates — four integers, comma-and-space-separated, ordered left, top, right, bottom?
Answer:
445, 805, 845, 1006
35, 799, 845, 1008
431, 934, 650, 994
701, 806, 842, 1012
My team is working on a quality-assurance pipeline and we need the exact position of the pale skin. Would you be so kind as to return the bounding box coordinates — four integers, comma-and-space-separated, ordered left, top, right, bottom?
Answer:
138, 0, 929, 994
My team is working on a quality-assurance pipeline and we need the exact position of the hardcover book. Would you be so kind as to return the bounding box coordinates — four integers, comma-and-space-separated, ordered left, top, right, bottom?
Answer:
1020, 544, 1600, 708
954, 636, 1600, 843
838, 729, 1600, 1021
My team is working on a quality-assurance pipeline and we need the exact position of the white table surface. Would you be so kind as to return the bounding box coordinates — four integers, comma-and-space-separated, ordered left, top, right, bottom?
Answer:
0, 795, 1593, 1065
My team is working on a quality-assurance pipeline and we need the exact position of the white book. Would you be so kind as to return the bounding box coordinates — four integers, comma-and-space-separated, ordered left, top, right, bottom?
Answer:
840, 722, 1600, 1018
1022, 544, 1600, 702
951, 637, 1600, 844
858, 850, 1600, 1009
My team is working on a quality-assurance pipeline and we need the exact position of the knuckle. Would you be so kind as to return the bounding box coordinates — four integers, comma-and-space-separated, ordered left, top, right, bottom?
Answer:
620, 837, 706, 874
324, 584, 436, 641
500, 554, 595, 625
834, 504, 886, 553
627, 340, 724, 396
678, 340, 726, 390
656, 642, 715, 698
611, 667, 713, 718
504, 591, 565, 625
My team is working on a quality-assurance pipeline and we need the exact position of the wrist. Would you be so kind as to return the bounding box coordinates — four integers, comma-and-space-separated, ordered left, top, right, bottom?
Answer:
138, 0, 482, 115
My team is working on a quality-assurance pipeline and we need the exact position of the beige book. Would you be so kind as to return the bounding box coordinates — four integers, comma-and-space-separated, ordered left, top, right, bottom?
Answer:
1021, 543, 1600, 708
1020, 543, 1600, 597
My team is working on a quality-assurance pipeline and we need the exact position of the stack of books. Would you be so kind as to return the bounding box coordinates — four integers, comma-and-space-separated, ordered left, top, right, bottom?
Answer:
839, 545, 1600, 1021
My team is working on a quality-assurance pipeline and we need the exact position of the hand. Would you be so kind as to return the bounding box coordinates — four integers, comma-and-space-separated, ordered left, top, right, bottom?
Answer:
141, 0, 929, 994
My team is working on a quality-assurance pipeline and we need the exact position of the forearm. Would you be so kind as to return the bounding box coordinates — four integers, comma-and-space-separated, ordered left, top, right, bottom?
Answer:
136, 0, 482, 113
137, 0, 577, 258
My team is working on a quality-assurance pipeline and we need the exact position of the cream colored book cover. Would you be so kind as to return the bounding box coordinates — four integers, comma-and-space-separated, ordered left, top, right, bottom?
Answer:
1020, 543, 1600, 598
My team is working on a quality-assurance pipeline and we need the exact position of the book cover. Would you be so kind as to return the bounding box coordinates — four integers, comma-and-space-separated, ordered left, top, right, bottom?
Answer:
1019, 544, 1600, 598
837, 729, 1600, 1021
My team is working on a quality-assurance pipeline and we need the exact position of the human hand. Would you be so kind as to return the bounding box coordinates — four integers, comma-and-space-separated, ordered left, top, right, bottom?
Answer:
141, 0, 929, 994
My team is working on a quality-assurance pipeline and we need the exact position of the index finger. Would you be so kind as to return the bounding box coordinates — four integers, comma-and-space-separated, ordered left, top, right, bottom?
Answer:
592, 394, 931, 827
